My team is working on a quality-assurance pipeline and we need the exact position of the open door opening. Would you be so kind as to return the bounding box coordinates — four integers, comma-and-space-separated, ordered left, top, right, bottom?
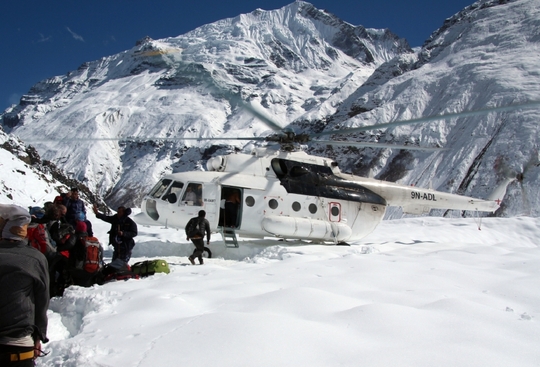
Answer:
218, 187, 243, 229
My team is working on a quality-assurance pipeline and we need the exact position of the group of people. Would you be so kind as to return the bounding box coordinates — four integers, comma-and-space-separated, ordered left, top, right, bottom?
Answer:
0, 191, 139, 365
23, 188, 139, 295
0, 189, 216, 365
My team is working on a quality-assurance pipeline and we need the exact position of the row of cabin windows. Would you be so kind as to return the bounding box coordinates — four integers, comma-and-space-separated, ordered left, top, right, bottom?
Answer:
266, 198, 319, 214
245, 196, 336, 216
150, 180, 339, 215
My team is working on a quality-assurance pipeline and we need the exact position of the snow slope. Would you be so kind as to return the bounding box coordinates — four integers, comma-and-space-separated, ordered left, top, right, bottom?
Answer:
38, 216, 540, 367
0, 129, 68, 206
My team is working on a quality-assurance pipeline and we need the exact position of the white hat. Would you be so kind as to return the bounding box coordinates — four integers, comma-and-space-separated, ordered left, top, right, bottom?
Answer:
0, 204, 31, 241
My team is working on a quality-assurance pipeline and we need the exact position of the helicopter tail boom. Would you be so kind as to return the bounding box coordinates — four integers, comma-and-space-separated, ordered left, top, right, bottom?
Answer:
355, 179, 501, 215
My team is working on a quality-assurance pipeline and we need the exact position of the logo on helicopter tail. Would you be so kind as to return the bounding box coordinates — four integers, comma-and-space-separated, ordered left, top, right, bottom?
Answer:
411, 191, 437, 201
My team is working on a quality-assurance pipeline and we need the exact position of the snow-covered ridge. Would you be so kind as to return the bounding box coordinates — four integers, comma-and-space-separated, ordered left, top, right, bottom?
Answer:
0, 1, 408, 208
309, 0, 540, 217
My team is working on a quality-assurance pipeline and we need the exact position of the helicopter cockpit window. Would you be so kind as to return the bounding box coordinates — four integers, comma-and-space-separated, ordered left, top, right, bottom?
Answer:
182, 183, 203, 206
163, 181, 184, 204
149, 179, 172, 199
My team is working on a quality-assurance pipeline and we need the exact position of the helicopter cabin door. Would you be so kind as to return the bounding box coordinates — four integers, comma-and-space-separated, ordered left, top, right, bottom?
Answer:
219, 187, 243, 229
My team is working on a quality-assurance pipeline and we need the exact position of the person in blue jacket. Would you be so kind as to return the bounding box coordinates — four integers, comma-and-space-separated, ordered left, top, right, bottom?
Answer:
62, 188, 86, 228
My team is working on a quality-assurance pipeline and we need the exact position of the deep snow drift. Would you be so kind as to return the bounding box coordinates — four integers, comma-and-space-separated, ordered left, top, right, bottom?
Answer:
37, 215, 540, 367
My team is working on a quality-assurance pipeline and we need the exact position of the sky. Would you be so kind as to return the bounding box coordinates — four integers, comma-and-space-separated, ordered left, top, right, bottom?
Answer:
1, 0, 475, 112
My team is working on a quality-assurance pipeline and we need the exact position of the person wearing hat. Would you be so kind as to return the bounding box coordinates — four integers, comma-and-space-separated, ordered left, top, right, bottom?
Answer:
92, 205, 137, 264
0, 204, 49, 366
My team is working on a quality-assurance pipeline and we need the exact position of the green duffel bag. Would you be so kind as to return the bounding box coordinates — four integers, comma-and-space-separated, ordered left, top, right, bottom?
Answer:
131, 259, 170, 277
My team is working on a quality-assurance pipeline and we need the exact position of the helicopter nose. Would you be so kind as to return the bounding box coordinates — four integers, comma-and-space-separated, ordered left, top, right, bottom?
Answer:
134, 210, 158, 226
141, 198, 160, 222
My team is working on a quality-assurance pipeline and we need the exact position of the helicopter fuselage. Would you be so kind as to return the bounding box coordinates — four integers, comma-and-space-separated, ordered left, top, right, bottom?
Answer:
135, 148, 500, 243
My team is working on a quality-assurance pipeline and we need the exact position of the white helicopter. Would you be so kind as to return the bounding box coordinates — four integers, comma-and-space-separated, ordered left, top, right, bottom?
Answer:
24, 48, 539, 248
133, 101, 540, 248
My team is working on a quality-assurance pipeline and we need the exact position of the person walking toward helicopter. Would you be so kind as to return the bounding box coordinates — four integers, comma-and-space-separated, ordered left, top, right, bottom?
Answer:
185, 210, 210, 265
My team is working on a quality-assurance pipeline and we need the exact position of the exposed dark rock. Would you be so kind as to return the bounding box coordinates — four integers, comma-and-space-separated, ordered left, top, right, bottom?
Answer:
377, 150, 415, 182
135, 36, 154, 46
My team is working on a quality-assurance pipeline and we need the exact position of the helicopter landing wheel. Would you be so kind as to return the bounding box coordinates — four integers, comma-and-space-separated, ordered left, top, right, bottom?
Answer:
336, 242, 351, 246
203, 246, 212, 258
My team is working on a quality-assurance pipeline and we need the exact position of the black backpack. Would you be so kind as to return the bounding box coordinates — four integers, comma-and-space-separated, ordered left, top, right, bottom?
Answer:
186, 218, 203, 238
51, 222, 76, 251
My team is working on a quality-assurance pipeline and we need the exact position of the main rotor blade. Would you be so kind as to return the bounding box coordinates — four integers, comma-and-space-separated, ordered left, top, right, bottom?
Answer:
25, 136, 268, 143
234, 99, 285, 132
313, 100, 540, 138
312, 140, 446, 151
161, 51, 285, 133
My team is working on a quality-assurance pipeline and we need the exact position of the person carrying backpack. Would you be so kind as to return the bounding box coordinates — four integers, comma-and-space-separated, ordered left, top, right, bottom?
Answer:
67, 219, 104, 287
28, 204, 75, 297
185, 210, 211, 265
92, 205, 137, 264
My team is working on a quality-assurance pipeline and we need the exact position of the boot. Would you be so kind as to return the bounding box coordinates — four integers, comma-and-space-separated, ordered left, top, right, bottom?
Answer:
188, 256, 195, 265
198, 257, 204, 265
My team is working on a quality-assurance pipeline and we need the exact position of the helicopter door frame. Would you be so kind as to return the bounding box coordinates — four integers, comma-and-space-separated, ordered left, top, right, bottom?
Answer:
219, 186, 243, 229
329, 202, 341, 222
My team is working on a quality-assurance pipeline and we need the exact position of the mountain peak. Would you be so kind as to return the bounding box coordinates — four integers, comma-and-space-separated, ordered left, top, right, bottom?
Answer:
2, 0, 539, 216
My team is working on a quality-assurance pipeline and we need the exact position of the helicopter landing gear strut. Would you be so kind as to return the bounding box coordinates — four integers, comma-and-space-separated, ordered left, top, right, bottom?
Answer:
202, 246, 212, 258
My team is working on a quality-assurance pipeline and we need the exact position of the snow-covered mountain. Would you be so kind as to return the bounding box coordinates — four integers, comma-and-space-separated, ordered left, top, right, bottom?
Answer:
313, 0, 540, 218
2, 0, 539, 216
